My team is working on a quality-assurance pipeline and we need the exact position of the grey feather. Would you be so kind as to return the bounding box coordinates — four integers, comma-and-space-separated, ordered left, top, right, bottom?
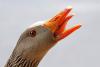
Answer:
5, 25, 56, 67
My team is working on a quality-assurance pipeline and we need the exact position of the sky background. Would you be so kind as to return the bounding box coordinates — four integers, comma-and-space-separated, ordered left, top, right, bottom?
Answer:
0, 0, 100, 67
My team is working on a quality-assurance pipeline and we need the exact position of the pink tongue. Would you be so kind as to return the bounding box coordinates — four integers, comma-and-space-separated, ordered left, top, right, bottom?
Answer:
54, 15, 73, 37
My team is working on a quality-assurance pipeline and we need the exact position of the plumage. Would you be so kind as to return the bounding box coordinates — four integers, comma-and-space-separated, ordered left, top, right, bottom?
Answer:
5, 7, 81, 67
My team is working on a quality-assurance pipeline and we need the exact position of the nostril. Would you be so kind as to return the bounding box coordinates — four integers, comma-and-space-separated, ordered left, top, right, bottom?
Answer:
49, 15, 60, 22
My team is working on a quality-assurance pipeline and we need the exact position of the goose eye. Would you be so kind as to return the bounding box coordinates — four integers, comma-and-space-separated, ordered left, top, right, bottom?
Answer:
29, 30, 36, 37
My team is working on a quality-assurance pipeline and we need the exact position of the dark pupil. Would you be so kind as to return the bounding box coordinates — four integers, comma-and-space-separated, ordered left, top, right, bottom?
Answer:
30, 30, 36, 37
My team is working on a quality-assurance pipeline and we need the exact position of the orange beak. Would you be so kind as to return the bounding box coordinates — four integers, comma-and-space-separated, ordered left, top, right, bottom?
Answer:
43, 7, 81, 41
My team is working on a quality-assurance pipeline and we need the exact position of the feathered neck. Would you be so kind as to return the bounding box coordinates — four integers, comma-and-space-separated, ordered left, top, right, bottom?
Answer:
5, 54, 40, 67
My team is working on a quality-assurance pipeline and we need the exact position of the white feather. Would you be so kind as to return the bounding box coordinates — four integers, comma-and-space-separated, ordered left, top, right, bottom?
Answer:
28, 21, 46, 28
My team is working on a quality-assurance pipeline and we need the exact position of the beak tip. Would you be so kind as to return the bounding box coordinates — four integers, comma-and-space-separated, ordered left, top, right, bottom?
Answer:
77, 24, 82, 28
79, 24, 82, 27
64, 6, 72, 12
67, 6, 73, 9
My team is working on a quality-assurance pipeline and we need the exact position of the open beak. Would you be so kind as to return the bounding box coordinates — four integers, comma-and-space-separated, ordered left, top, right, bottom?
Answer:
43, 7, 81, 41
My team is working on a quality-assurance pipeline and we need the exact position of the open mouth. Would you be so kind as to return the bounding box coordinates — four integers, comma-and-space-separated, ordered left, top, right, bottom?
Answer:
44, 7, 81, 41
